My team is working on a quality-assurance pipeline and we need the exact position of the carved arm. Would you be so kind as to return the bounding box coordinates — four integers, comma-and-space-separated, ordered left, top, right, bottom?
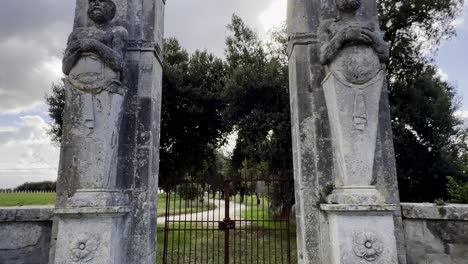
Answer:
319, 20, 343, 65
62, 28, 128, 75
320, 21, 388, 65
320, 24, 373, 65
78, 39, 125, 72
63, 31, 81, 75
362, 28, 390, 62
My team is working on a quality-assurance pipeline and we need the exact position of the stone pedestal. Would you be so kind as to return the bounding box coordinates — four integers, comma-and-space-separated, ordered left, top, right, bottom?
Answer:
53, 207, 130, 264
321, 205, 398, 264
50, 0, 165, 263
287, 0, 406, 263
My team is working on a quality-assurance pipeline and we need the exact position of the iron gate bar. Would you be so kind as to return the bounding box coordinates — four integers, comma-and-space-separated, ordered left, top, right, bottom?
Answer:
162, 178, 293, 264
224, 180, 230, 264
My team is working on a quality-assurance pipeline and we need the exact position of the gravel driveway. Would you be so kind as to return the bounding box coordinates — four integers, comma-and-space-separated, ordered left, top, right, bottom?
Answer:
157, 199, 246, 226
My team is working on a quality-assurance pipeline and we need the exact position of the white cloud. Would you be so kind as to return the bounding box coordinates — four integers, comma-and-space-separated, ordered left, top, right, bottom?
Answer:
436, 68, 449, 82
165, 0, 272, 56
0, 31, 66, 113
452, 3, 468, 28
455, 111, 468, 119
0, 0, 72, 114
259, 0, 287, 34
0, 115, 59, 189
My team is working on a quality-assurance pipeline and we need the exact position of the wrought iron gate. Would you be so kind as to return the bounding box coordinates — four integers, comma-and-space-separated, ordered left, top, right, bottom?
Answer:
162, 178, 294, 264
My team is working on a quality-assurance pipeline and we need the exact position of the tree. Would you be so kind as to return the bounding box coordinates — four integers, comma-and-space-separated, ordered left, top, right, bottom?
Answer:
223, 15, 294, 211
159, 38, 229, 190
45, 83, 65, 144
15, 181, 56, 192
378, 0, 467, 201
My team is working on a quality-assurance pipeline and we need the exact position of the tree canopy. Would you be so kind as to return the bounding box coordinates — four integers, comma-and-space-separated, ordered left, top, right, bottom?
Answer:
223, 15, 291, 183
159, 38, 229, 189
378, 0, 467, 201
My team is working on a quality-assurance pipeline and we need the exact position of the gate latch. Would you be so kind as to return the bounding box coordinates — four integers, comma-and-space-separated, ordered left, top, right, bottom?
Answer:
219, 218, 236, 230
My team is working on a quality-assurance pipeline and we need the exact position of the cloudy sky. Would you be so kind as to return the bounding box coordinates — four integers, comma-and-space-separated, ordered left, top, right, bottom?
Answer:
0, 0, 466, 188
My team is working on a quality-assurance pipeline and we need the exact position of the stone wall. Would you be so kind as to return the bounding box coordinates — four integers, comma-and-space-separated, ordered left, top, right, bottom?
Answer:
1, 204, 467, 263
402, 203, 468, 264
0, 206, 53, 264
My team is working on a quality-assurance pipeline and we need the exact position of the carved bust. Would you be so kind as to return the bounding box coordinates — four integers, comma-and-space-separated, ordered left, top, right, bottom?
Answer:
63, 0, 128, 92
319, 0, 389, 84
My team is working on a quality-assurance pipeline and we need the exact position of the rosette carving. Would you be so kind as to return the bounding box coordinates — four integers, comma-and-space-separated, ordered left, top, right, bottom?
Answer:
70, 233, 101, 262
353, 231, 384, 261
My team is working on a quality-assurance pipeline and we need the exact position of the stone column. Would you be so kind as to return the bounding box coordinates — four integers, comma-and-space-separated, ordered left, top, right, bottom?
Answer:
49, 0, 165, 263
287, 1, 333, 263
287, 0, 407, 263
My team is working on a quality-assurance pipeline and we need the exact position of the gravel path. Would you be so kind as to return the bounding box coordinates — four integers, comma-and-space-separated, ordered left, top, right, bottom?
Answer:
157, 199, 246, 226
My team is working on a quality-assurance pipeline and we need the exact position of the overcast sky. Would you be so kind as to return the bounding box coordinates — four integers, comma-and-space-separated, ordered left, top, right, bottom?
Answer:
0, 0, 466, 188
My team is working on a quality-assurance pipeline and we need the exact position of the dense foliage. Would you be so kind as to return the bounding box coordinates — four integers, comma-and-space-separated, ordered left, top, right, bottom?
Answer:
159, 39, 229, 190
45, 83, 65, 144
15, 181, 56, 192
224, 15, 292, 182
222, 16, 294, 210
378, 0, 467, 201
447, 176, 468, 203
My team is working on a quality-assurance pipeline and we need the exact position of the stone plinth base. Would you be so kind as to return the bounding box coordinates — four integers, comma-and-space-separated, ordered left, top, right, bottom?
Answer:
53, 207, 130, 264
321, 204, 399, 264
327, 186, 385, 205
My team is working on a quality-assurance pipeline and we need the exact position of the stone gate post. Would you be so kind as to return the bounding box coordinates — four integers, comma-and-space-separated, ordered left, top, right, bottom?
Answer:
287, 0, 407, 263
49, 0, 165, 263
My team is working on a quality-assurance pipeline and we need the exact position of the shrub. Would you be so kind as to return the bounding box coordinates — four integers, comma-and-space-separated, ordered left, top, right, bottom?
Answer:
447, 176, 468, 204
15, 181, 56, 192
177, 183, 204, 200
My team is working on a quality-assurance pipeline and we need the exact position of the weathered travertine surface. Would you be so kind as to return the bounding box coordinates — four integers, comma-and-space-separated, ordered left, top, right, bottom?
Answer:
401, 203, 468, 264
50, 0, 165, 263
0, 206, 54, 264
287, 0, 406, 263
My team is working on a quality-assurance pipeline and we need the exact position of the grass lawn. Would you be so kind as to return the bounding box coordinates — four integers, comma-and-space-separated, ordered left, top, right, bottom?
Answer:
0, 193, 56, 206
0, 192, 215, 218
158, 193, 216, 217
158, 193, 297, 264
0, 192, 295, 263
157, 223, 297, 264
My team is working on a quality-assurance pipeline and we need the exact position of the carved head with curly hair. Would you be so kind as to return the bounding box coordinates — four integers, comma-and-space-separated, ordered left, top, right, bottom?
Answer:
336, 0, 361, 12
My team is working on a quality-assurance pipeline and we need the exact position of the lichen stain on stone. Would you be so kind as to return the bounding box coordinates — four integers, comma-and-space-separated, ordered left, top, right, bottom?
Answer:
426, 221, 468, 247
299, 116, 316, 153
0, 223, 43, 250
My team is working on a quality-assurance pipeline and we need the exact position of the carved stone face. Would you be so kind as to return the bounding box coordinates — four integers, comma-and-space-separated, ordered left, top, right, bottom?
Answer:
336, 0, 361, 12
88, 0, 116, 24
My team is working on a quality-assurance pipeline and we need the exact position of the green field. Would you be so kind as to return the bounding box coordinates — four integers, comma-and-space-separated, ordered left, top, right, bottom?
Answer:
158, 193, 216, 217
157, 224, 297, 264
0, 193, 214, 217
0, 192, 295, 263
0, 193, 56, 206
158, 193, 297, 263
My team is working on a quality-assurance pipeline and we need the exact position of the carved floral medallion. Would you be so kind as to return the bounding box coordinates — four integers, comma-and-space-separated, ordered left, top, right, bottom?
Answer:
70, 233, 101, 263
353, 231, 384, 261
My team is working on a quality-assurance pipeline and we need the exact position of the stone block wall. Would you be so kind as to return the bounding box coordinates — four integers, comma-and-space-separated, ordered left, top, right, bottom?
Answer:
1, 204, 467, 263
401, 203, 468, 264
0, 206, 54, 264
